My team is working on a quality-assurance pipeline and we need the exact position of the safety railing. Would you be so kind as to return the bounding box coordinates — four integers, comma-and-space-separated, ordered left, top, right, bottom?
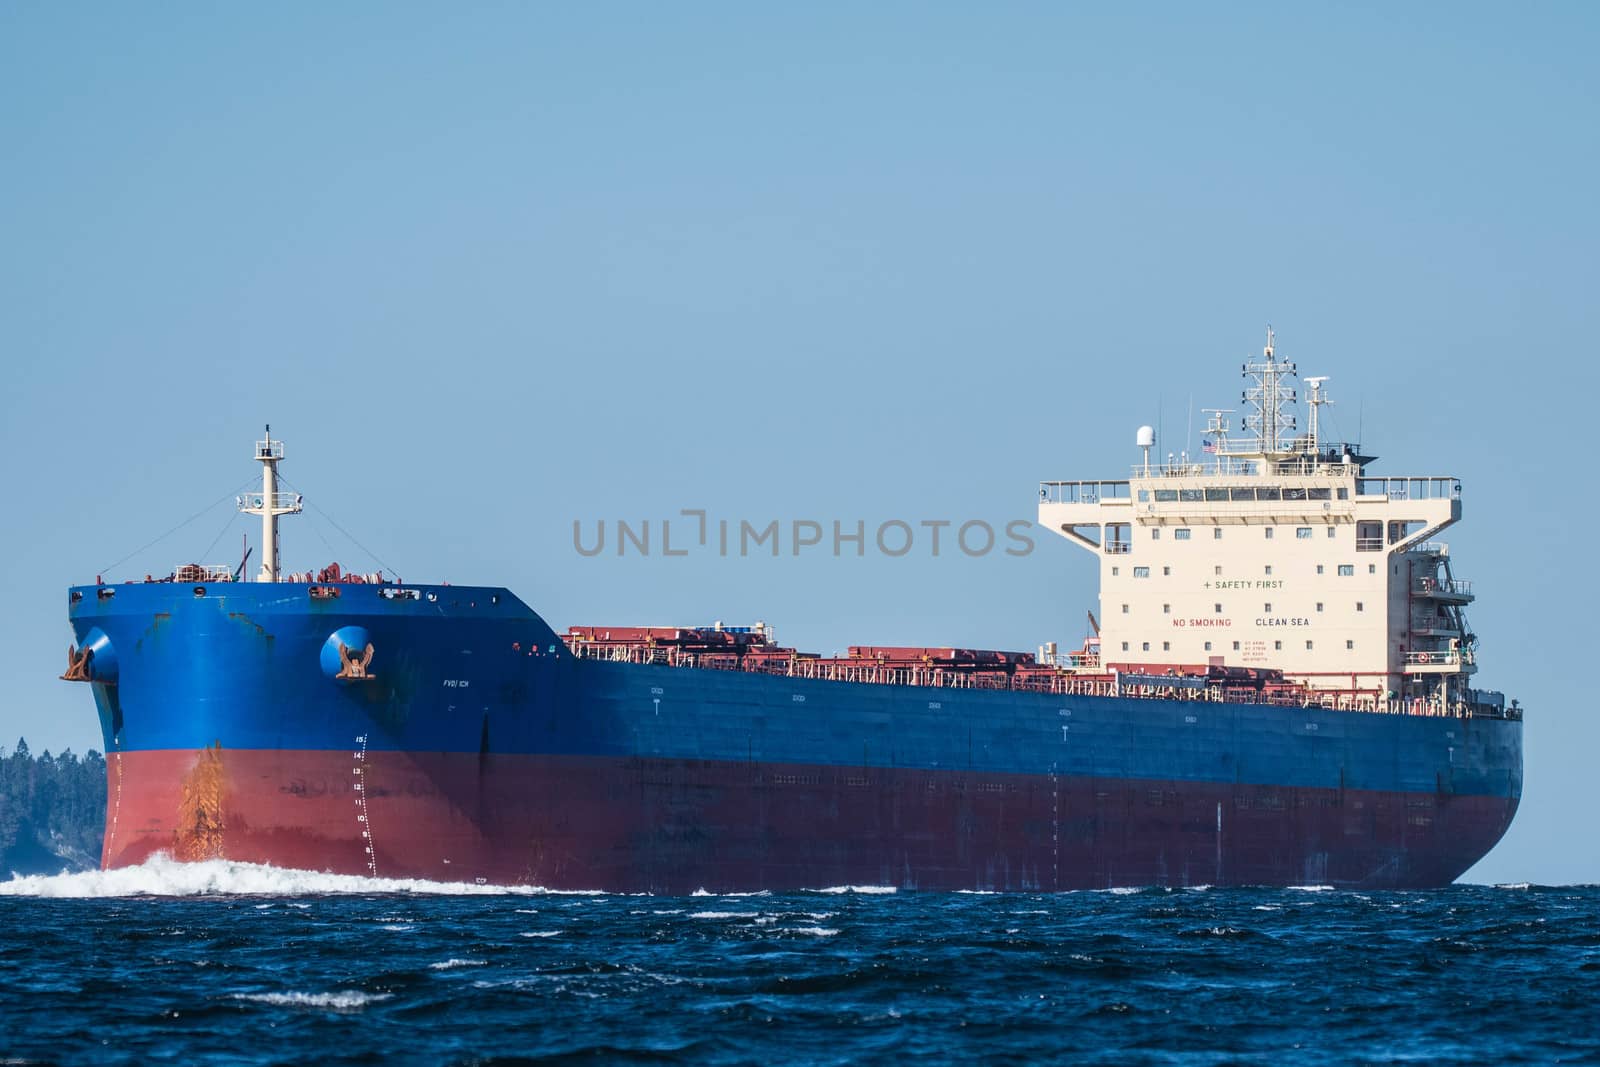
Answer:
173, 563, 236, 583
1040, 481, 1132, 504
1414, 577, 1472, 597
1355, 477, 1461, 500
237, 491, 304, 512
1403, 649, 1475, 668
564, 643, 1518, 718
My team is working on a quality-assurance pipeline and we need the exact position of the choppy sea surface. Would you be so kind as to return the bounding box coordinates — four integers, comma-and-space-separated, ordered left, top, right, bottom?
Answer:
0, 859, 1595, 1065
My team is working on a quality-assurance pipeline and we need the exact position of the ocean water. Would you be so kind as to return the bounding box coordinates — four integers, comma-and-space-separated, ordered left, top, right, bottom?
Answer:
0, 859, 1595, 1065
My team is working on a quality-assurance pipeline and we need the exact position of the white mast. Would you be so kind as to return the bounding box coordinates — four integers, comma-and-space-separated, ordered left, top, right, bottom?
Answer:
238, 425, 303, 582
1239, 325, 1297, 461
1305, 376, 1332, 464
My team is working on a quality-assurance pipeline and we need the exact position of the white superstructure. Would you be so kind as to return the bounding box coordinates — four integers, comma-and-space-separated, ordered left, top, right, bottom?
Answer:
1040, 329, 1478, 708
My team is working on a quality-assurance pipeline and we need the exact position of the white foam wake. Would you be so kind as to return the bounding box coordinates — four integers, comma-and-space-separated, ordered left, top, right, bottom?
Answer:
810, 885, 898, 895
0, 853, 602, 899
231, 991, 392, 1011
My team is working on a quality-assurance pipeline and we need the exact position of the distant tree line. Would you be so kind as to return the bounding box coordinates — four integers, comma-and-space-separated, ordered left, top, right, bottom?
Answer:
0, 739, 106, 876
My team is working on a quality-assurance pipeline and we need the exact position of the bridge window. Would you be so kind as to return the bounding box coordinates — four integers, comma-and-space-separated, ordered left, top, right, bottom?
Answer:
1230, 487, 1255, 501
1206, 488, 1228, 501
1258, 487, 1282, 500
1337, 487, 1350, 500
1338, 564, 1354, 576
1155, 490, 1178, 502
1296, 527, 1313, 539
1134, 567, 1150, 578
1308, 488, 1332, 501
1174, 528, 1192, 540
1180, 489, 1203, 502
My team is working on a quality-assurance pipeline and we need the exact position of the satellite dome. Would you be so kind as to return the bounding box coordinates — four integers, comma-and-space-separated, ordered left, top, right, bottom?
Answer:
1136, 425, 1156, 448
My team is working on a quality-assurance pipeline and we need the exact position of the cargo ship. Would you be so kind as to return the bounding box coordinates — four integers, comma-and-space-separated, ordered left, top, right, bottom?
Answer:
62, 331, 1521, 891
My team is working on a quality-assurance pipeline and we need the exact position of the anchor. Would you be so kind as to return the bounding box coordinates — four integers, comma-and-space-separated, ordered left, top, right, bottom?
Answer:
60, 644, 94, 682
336, 640, 377, 681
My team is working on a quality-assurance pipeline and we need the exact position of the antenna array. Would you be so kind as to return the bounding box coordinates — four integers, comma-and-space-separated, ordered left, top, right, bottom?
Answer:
1240, 326, 1297, 454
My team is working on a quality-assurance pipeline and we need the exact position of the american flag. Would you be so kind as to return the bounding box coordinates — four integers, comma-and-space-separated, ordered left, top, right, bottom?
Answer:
1201, 439, 1217, 454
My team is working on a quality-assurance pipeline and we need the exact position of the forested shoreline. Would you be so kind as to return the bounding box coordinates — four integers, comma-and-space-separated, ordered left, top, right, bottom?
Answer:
0, 740, 106, 877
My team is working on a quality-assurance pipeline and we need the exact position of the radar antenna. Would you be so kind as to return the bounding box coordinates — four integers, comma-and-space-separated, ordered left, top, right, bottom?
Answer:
1305, 375, 1332, 463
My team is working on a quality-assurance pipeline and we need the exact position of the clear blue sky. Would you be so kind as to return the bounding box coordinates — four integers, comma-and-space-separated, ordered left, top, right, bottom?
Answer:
2, 4, 1594, 884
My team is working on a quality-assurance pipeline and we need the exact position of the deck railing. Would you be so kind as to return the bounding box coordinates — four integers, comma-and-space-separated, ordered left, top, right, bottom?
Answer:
173, 563, 236, 583
1039, 481, 1132, 504
1355, 476, 1461, 500
1414, 577, 1472, 596
564, 643, 1518, 720
237, 491, 303, 512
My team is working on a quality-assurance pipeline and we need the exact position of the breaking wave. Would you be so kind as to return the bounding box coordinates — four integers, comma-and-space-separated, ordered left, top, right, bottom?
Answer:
810, 885, 898, 894
231, 991, 392, 1011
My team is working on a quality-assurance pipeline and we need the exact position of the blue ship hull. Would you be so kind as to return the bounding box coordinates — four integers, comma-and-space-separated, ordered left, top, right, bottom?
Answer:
64, 581, 1523, 891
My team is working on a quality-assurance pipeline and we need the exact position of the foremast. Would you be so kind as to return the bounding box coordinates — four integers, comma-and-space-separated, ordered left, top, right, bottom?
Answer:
237, 426, 303, 583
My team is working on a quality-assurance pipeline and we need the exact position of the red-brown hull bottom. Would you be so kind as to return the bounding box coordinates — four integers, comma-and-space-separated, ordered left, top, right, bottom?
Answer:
103, 748, 1518, 892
